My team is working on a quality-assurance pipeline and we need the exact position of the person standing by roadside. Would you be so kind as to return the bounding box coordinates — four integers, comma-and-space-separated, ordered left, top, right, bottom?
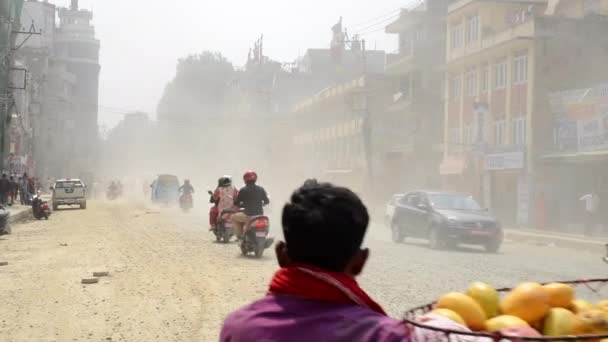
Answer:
580, 190, 600, 236
0, 174, 11, 206
21, 173, 30, 205
8, 176, 17, 206
17, 177, 24, 205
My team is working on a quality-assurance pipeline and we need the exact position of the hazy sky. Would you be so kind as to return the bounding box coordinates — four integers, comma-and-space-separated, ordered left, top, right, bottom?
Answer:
54, 0, 416, 129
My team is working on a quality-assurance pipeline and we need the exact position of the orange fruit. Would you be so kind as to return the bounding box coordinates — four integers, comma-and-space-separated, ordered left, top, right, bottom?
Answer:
500, 283, 550, 324
466, 282, 499, 318
432, 308, 466, 325
436, 292, 487, 330
485, 315, 529, 332
543, 283, 574, 308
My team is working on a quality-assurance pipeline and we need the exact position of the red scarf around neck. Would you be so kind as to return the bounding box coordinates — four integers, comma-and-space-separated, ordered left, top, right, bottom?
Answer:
268, 264, 387, 316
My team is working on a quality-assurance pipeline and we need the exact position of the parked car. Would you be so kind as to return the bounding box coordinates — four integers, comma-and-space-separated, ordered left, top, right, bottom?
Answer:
384, 193, 404, 227
51, 179, 87, 210
390, 190, 503, 253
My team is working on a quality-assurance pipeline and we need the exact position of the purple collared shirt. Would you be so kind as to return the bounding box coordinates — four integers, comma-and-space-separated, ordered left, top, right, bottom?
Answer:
220, 294, 411, 342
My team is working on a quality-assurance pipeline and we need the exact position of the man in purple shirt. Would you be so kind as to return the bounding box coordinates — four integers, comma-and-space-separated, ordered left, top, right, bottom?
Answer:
221, 180, 414, 341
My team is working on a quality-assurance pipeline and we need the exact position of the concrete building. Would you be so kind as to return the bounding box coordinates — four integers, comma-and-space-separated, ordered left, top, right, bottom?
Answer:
54, 0, 100, 177
0, 0, 25, 171
290, 75, 392, 197
442, 0, 608, 228
383, 0, 448, 192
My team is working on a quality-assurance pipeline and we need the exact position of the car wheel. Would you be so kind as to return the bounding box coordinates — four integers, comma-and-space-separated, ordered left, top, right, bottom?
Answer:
390, 221, 405, 243
484, 240, 501, 253
429, 227, 445, 250
52, 203, 58, 211
80, 202, 87, 210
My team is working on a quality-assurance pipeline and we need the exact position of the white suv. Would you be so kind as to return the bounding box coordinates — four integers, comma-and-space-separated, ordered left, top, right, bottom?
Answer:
52, 179, 87, 210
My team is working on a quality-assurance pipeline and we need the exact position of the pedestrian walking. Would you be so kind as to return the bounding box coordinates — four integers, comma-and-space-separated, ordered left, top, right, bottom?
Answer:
0, 174, 11, 206
8, 176, 16, 206
21, 173, 31, 205
580, 190, 600, 236
18, 177, 24, 205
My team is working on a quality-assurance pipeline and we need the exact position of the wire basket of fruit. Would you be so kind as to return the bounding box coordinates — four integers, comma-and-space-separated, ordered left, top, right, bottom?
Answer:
402, 279, 608, 341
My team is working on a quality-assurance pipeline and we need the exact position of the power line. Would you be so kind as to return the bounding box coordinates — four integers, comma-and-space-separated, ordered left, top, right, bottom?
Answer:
352, 0, 425, 36
353, 13, 401, 35
349, 8, 401, 29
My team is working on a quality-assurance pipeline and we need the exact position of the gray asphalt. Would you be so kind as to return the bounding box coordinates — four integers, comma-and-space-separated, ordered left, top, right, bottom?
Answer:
363, 223, 607, 318
173, 204, 608, 319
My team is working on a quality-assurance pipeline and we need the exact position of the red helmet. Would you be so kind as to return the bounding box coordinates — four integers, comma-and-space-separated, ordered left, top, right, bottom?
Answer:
243, 170, 258, 184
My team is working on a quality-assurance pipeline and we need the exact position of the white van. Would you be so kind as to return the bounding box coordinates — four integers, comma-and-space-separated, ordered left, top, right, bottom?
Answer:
52, 179, 87, 210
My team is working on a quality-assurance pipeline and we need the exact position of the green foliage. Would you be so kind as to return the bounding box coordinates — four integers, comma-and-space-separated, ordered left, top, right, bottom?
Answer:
157, 51, 235, 123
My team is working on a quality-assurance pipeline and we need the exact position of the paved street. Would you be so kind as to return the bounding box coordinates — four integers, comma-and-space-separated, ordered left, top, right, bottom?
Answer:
0, 201, 606, 341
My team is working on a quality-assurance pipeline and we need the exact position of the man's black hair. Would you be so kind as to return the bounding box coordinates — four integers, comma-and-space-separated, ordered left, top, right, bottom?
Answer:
281, 179, 369, 272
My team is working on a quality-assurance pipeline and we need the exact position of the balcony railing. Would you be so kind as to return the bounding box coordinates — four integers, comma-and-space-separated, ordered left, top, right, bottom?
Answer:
448, 19, 536, 62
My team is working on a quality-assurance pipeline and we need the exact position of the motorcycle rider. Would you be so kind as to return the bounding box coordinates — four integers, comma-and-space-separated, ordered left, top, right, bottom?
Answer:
108, 181, 118, 195
209, 176, 238, 230
179, 179, 195, 207
179, 179, 195, 195
232, 171, 269, 240
221, 180, 516, 342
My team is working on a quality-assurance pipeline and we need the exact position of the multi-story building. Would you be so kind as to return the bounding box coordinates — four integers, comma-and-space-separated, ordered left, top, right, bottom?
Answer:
442, 0, 608, 227
54, 0, 100, 176
0, 0, 25, 171
290, 75, 391, 197
384, 0, 448, 192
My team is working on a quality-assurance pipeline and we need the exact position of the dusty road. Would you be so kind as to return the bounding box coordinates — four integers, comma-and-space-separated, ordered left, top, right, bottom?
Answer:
0, 201, 605, 341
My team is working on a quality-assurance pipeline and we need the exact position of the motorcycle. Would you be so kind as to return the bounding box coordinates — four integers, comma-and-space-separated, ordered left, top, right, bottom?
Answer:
214, 209, 236, 243
32, 192, 51, 220
106, 187, 119, 200
240, 215, 274, 258
179, 192, 193, 212
0, 206, 10, 235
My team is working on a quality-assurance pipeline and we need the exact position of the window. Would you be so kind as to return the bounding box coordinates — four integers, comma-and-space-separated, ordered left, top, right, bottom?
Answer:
451, 23, 464, 49
449, 127, 460, 145
451, 75, 462, 99
493, 60, 507, 89
465, 68, 477, 97
399, 34, 413, 56
512, 117, 527, 145
513, 53, 528, 84
463, 124, 473, 146
465, 15, 480, 44
415, 28, 425, 41
480, 65, 489, 93
494, 119, 506, 145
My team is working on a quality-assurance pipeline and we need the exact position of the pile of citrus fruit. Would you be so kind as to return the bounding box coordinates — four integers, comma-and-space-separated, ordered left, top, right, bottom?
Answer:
431, 281, 608, 338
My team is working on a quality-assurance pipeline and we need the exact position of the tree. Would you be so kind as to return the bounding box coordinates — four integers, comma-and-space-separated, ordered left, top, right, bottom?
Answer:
157, 51, 235, 124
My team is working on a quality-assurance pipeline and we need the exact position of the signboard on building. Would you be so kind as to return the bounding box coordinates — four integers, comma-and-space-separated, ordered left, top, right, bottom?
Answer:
484, 146, 525, 171
550, 83, 608, 153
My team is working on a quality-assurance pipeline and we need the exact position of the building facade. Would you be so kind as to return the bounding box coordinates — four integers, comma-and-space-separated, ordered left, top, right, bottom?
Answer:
54, 0, 100, 177
442, 0, 608, 228
0, 0, 24, 171
384, 0, 448, 192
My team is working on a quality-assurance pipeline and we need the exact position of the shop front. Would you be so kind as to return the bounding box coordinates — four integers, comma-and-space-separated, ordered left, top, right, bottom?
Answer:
541, 83, 608, 233
484, 146, 527, 227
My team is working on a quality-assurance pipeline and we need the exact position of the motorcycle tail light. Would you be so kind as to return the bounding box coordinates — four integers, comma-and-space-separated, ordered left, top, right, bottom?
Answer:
254, 219, 268, 230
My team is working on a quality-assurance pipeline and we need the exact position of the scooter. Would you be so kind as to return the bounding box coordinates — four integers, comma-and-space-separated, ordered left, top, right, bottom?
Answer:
179, 192, 193, 212
240, 215, 274, 258
32, 192, 51, 220
0, 206, 10, 235
215, 209, 236, 243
